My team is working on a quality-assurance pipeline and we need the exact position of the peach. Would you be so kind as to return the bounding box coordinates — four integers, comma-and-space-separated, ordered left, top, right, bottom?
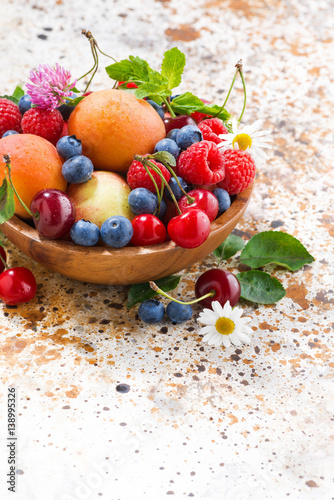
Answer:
0, 134, 66, 219
68, 89, 166, 173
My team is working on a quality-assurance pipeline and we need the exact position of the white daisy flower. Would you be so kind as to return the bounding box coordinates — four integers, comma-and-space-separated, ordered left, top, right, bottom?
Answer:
197, 300, 252, 348
219, 117, 272, 162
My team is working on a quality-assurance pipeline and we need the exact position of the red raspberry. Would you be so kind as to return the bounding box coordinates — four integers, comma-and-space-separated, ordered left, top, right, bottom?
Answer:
217, 149, 256, 195
21, 108, 64, 145
127, 158, 171, 193
0, 98, 21, 137
198, 118, 228, 144
177, 140, 225, 186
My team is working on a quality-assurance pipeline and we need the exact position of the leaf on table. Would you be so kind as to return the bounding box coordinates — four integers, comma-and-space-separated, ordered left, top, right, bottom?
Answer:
240, 231, 315, 271
237, 270, 286, 304
213, 234, 245, 262
126, 275, 181, 308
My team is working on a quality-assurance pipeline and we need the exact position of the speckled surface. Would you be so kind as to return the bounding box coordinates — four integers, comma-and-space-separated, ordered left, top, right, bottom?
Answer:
0, 0, 334, 499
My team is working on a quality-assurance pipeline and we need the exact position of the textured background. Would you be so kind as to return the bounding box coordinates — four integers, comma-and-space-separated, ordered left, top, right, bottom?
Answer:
0, 0, 333, 499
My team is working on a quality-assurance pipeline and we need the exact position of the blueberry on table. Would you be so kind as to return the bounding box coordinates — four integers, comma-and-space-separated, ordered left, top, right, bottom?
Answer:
57, 135, 82, 160
128, 188, 158, 215
213, 188, 231, 213
176, 125, 203, 150
62, 155, 93, 184
100, 216, 133, 248
166, 302, 193, 323
138, 299, 165, 324
154, 138, 180, 160
70, 220, 100, 246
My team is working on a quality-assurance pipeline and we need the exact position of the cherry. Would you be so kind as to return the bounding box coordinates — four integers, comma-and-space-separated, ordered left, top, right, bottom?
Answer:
131, 214, 167, 246
195, 269, 241, 309
168, 208, 211, 249
30, 189, 76, 239
0, 267, 37, 305
163, 115, 197, 135
178, 189, 219, 222
0, 246, 7, 274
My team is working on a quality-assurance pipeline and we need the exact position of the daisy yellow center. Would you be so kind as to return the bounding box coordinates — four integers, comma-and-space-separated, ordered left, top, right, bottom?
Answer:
215, 317, 235, 335
232, 133, 252, 151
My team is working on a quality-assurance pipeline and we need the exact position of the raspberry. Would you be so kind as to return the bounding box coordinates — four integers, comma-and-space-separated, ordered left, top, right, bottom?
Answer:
127, 158, 171, 193
177, 140, 225, 186
217, 149, 256, 195
21, 108, 64, 145
198, 118, 228, 144
0, 98, 21, 138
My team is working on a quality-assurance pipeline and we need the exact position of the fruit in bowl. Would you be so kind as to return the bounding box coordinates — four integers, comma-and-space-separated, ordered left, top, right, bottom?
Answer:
0, 37, 271, 287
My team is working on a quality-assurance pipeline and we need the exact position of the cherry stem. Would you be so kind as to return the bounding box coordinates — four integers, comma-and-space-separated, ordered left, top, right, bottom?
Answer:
149, 281, 216, 305
163, 98, 176, 118
212, 59, 246, 124
147, 155, 195, 205
237, 62, 247, 122
142, 165, 161, 204
3, 155, 39, 220
0, 251, 8, 270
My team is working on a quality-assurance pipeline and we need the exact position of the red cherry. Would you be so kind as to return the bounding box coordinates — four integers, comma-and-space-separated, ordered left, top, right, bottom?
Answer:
30, 189, 76, 239
131, 214, 167, 246
178, 189, 219, 222
0, 267, 37, 305
163, 115, 197, 135
0, 246, 7, 274
195, 269, 241, 309
168, 208, 210, 248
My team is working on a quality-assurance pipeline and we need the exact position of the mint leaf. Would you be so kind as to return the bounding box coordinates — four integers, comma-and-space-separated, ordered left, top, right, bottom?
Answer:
171, 92, 230, 122
66, 95, 85, 107
105, 59, 134, 81
213, 234, 245, 262
135, 83, 170, 101
127, 275, 181, 308
237, 270, 286, 304
161, 47, 186, 90
0, 85, 25, 106
150, 151, 176, 167
240, 231, 315, 271
0, 177, 15, 224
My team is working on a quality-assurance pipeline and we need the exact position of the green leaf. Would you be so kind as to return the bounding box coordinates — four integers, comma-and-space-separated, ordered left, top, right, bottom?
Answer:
66, 95, 85, 107
105, 59, 134, 81
161, 47, 186, 90
0, 85, 25, 105
135, 83, 170, 101
0, 177, 15, 224
170, 92, 230, 122
126, 275, 181, 308
150, 151, 176, 167
237, 270, 286, 304
213, 234, 245, 262
240, 231, 315, 271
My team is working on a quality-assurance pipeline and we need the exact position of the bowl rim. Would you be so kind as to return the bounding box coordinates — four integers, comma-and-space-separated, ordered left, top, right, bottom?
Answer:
0, 184, 254, 257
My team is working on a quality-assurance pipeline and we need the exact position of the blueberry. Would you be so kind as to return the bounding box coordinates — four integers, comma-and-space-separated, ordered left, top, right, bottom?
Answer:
176, 125, 203, 150
146, 99, 164, 119
170, 94, 181, 101
2, 130, 19, 138
213, 188, 231, 213
18, 94, 32, 115
138, 299, 165, 324
154, 138, 180, 160
165, 176, 190, 201
166, 301, 193, 323
57, 135, 82, 160
100, 216, 133, 248
155, 197, 167, 220
57, 92, 77, 120
166, 129, 179, 142
70, 219, 100, 246
128, 188, 158, 215
62, 155, 94, 184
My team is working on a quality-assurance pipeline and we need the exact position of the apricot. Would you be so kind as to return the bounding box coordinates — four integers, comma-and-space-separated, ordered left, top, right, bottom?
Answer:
0, 134, 66, 219
68, 89, 166, 173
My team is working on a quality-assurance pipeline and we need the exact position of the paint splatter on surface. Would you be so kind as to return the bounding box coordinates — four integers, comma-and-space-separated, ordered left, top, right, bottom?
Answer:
0, 0, 333, 498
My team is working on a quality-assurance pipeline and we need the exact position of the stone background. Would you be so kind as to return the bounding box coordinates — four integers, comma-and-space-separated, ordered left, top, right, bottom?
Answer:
0, 0, 333, 499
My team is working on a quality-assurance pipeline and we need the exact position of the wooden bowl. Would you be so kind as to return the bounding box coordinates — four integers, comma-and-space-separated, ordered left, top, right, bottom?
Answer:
0, 184, 253, 285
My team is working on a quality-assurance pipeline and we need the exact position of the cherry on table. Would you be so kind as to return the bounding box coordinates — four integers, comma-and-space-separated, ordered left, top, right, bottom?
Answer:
0, 267, 37, 305
195, 268, 241, 309
167, 208, 211, 249
30, 189, 76, 239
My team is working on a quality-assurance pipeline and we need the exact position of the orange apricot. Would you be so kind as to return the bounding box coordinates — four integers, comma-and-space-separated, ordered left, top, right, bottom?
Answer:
0, 134, 66, 219
68, 89, 166, 173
